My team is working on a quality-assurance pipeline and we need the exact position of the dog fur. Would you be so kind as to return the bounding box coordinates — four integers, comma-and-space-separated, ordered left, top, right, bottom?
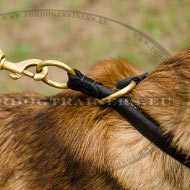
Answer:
0, 47, 190, 190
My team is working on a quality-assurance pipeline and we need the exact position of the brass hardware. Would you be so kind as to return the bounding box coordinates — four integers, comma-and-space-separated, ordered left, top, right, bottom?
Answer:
0, 49, 135, 100
0, 49, 76, 89
0, 49, 5, 61
97, 81, 136, 105
35, 60, 76, 89
0, 49, 48, 80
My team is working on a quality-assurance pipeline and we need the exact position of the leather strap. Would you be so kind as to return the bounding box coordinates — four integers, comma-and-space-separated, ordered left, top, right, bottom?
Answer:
67, 69, 114, 99
67, 69, 190, 169
116, 72, 149, 89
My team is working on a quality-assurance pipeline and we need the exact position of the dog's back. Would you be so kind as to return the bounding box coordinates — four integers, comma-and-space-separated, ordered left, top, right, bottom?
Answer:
0, 59, 138, 190
0, 54, 190, 190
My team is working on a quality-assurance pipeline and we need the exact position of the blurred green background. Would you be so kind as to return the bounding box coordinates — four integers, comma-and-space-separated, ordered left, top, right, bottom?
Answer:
0, 0, 189, 95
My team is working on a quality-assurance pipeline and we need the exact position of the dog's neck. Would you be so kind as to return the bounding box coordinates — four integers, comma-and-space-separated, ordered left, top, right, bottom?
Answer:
87, 52, 190, 189
55, 52, 190, 189
88, 55, 190, 155
130, 51, 190, 157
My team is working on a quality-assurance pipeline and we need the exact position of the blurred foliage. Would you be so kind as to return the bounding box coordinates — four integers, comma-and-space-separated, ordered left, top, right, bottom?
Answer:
0, 1, 189, 95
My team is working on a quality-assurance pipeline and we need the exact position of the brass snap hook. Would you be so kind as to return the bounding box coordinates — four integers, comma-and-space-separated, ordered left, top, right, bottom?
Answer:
0, 49, 48, 80
0, 49, 76, 89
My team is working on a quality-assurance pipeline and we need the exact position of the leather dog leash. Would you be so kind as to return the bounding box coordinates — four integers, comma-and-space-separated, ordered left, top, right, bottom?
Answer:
67, 69, 190, 169
0, 49, 189, 169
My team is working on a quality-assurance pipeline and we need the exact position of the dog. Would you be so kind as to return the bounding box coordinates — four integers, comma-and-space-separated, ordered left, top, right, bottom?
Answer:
0, 47, 190, 190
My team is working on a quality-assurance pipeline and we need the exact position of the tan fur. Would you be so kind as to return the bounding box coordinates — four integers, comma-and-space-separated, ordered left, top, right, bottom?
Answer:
0, 48, 190, 190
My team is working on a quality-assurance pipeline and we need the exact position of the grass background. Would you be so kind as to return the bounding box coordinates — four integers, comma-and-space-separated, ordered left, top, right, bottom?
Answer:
0, 0, 189, 95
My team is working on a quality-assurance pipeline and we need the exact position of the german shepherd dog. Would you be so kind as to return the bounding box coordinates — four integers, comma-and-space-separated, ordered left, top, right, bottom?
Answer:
0, 47, 190, 190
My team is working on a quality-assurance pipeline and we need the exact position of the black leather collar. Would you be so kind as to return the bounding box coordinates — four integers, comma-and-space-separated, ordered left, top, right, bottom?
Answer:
67, 69, 190, 169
